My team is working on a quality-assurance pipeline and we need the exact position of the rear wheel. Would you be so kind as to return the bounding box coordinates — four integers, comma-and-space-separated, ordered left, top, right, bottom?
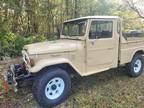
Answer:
32, 68, 71, 108
127, 54, 144, 77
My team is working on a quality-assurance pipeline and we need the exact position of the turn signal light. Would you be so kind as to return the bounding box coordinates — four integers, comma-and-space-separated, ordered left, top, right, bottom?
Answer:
30, 59, 35, 67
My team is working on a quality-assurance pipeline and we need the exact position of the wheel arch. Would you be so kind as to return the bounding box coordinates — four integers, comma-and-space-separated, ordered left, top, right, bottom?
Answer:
39, 63, 81, 76
134, 50, 144, 56
130, 50, 144, 63
29, 59, 82, 76
131, 50, 144, 60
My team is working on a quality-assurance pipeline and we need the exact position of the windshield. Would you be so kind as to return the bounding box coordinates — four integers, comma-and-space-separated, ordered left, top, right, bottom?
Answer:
62, 20, 87, 37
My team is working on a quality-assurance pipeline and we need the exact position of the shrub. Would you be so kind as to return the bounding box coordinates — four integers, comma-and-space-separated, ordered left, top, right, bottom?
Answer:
0, 32, 49, 59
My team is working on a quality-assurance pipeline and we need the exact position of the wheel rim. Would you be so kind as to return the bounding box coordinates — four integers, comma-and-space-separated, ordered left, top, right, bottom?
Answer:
134, 59, 142, 73
45, 77, 65, 100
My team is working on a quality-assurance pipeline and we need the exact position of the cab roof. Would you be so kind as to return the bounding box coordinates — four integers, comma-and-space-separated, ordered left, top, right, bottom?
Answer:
64, 16, 120, 23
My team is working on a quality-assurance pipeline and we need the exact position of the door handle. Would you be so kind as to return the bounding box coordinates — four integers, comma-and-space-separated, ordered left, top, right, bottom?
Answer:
91, 41, 95, 45
107, 48, 113, 50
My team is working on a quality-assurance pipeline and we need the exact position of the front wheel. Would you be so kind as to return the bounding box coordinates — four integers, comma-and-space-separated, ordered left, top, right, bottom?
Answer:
127, 54, 144, 77
32, 68, 71, 108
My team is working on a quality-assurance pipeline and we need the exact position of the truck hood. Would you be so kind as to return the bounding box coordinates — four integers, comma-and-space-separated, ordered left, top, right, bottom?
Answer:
23, 40, 79, 55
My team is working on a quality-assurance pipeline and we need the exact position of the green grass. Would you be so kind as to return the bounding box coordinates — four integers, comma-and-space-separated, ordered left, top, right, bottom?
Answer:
0, 67, 144, 108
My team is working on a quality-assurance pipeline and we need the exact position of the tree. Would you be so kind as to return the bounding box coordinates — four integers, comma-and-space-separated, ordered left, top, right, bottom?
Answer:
0, 0, 142, 36
123, 0, 144, 18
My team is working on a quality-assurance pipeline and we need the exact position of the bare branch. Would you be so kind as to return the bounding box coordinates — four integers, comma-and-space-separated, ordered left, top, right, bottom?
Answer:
124, 0, 144, 19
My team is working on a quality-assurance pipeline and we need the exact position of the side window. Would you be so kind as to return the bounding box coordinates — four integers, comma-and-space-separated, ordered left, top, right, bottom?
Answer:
89, 21, 113, 39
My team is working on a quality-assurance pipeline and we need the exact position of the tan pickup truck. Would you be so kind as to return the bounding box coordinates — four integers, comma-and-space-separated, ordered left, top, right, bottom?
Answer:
6, 16, 144, 107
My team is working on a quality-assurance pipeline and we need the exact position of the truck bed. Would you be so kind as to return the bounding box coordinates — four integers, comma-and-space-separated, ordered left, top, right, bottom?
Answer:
120, 36, 144, 65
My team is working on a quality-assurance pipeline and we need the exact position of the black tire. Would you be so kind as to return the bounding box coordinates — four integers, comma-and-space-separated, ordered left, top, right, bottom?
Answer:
127, 54, 144, 77
32, 68, 71, 108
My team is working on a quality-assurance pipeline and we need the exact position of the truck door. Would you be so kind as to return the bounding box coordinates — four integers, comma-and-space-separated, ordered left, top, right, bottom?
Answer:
86, 19, 119, 74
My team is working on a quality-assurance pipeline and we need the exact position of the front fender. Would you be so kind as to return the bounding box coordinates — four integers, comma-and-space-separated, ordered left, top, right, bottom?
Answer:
28, 58, 80, 74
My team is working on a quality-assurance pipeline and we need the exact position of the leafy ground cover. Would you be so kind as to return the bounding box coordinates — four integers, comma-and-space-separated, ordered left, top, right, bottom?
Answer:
0, 65, 144, 108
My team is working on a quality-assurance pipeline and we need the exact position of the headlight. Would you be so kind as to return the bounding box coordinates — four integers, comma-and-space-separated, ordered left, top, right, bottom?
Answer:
22, 50, 35, 67
22, 50, 30, 65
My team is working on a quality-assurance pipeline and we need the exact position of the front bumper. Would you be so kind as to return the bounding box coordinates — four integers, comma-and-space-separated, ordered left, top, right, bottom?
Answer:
3, 63, 29, 92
